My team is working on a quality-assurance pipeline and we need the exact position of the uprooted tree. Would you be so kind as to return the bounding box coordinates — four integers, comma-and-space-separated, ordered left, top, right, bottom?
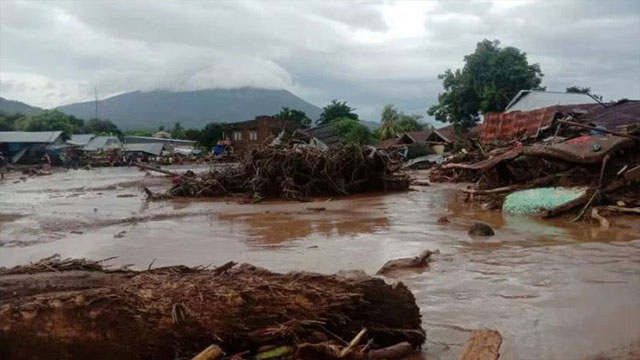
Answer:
427, 39, 544, 133
0, 256, 425, 360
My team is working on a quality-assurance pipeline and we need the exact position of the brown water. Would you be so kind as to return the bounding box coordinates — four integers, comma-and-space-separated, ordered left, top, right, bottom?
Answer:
1, 167, 639, 359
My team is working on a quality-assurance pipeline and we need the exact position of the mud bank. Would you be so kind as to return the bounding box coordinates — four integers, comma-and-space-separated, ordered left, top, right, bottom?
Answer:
1, 167, 639, 359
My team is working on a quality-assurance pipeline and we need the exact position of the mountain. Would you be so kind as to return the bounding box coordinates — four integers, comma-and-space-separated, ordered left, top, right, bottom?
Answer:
0, 97, 44, 116
57, 88, 323, 130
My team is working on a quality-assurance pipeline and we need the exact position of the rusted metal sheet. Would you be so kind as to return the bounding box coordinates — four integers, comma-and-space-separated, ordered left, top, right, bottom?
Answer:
586, 100, 640, 132
443, 148, 522, 171
481, 104, 599, 143
523, 135, 634, 164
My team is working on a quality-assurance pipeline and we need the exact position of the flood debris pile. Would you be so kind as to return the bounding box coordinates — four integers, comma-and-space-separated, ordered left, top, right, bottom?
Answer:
0, 257, 425, 360
430, 104, 640, 220
147, 144, 410, 201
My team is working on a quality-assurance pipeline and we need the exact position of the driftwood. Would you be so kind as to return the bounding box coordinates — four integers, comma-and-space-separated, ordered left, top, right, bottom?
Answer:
459, 329, 502, 360
376, 250, 437, 275
557, 119, 640, 141
146, 145, 410, 201
0, 258, 425, 360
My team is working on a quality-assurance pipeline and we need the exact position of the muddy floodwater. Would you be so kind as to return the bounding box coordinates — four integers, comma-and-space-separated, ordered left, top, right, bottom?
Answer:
1, 167, 639, 359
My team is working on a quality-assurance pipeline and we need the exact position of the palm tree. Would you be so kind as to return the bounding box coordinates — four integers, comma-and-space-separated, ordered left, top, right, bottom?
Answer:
378, 104, 400, 140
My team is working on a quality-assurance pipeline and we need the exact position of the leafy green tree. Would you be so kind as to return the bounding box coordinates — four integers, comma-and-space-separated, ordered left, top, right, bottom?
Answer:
428, 39, 544, 132
198, 123, 224, 149
396, 114, 426, 132
125, 130, 153, 137
16, 110, 85, 135
158, 125, 165, 131
0, 112, 26, 131
184, 129, 202, 143
330, 117, 373, 145
318, 99, 358, 125
566, 86, 603, 102
171, 121, 185, 139
275, 107, 311, 127
84, 118, 122, 136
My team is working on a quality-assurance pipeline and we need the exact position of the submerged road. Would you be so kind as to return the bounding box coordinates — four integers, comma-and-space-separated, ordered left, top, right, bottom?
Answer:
1, 166, 639, 359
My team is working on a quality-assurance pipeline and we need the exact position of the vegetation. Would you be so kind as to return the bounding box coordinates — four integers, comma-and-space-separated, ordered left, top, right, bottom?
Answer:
275, 107, 311, 127
0, 113, 25, 131
170, 122, 186, 139
84, 118, 122, 136
330, 117, 374, 145
376, 104, 429, 141
428, 39, 544, 132
0, 110, 123, 138
318, 99, 358, 125
566, 86, 603, 102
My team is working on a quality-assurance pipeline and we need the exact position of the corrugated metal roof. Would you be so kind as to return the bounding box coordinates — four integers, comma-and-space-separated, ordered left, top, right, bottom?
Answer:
124, 136, 196, 145
123, 143, 165, 156
404, 131, 433, 143
505, 90, 597, 113
68, 134, 95, 146
586, 100, 640, 131
83, 136, 122, 151
0, 131, 64, 144
306, 125, 341, 146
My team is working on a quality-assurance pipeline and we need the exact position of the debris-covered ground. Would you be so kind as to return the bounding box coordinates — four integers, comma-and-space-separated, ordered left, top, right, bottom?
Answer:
429, 110, 640, 224
1, 167, 639, 359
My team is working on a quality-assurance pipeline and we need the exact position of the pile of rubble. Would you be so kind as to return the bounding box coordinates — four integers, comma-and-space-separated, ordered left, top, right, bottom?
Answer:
0, 255, 425, 360
146, 144, 410, 202
430, 104, 640, 222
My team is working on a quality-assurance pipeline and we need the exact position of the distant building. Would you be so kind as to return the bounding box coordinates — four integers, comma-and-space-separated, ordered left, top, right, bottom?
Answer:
67, 134, 96, 147
0, 131, 65, 164
505, 90, 598, 112
222, 116, 300, 153
83, 136, 122, 152
123, 143, 166, 158
124, 136, 196, 148
152, 131, 172, 139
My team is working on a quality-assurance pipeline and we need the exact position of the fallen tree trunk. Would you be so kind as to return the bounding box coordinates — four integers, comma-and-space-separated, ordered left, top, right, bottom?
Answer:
459, 329, 502, 360
0, 257, 425, 360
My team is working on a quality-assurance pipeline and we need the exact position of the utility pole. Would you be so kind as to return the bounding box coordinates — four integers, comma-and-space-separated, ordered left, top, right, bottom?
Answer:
94, 86, 99, 120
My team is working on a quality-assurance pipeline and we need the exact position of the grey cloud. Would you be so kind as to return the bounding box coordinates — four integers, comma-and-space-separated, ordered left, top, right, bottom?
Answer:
1, 0, 638, 120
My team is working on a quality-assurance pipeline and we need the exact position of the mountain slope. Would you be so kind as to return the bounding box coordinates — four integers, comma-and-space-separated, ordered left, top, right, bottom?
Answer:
0, 97, 44, 116
57, 88, 322, 130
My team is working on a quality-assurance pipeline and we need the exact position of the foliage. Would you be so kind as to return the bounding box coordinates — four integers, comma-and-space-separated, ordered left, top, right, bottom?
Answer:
0, 112, 26, 131
318, 99, 358, 125
171, 122, 186, 139
125, 130, 153, 137
376, 104, 427, 140
16, 110, 85, 135
275, 107, 311, 127
84, 118, 122, 136
566, 86, 603, 101
428, 39, 544, 132
330, 117, 374, 145
197, 122, 224, 149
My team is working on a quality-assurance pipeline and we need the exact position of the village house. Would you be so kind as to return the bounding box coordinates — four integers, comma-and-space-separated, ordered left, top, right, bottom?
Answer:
222, 115, 300, 153
0, 131, 65, 164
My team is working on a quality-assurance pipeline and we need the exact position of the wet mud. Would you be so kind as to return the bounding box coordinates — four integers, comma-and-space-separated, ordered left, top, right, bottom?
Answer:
1, 167, 639, 359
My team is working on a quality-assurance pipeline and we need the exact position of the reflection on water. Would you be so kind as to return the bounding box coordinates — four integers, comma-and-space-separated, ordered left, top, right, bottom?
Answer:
219, 209, 389, 245
0, 168, 639, 360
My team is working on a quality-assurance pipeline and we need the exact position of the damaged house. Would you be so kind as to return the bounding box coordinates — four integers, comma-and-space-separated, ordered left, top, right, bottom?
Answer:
0, 131, 65, 164
222, 116, 300, 154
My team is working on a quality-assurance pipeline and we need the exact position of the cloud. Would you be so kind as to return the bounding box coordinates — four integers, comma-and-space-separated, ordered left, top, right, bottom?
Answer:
1, 0, 638, 122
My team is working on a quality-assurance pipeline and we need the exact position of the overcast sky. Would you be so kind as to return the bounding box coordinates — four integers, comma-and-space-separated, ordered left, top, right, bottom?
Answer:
1, 0, 639, 122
